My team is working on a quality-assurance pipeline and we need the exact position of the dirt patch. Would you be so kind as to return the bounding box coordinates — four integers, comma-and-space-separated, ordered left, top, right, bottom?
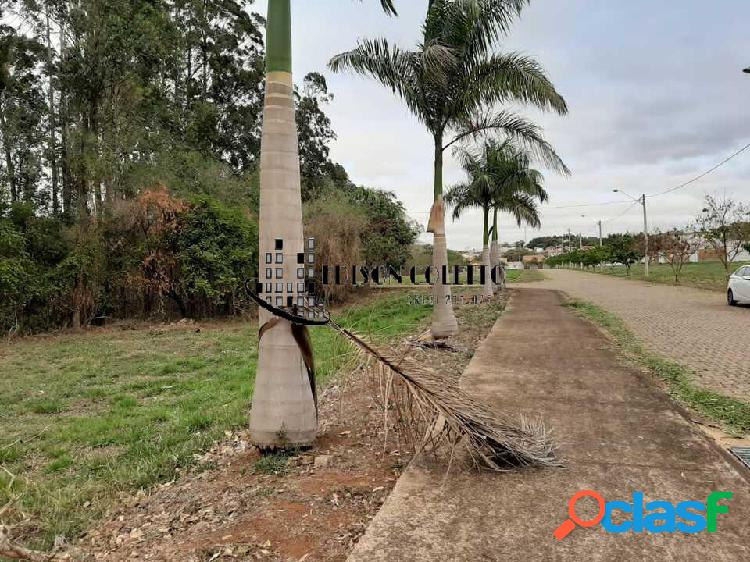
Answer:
78, 289, 508, 561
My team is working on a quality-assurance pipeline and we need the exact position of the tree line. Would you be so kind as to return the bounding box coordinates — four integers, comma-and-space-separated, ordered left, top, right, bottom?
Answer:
0, 0, 419, 333
546, 194, 750, 283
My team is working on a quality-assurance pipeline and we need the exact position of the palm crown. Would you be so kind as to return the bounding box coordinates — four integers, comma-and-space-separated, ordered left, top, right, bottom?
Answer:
331, 0, 568, 199
445, 141, 549, 243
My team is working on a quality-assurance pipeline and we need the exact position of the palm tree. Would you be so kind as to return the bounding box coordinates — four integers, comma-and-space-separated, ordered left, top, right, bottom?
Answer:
490, 141, 552, 287
330, 0, 568, 338
445, 141, 550, 298
250, 0, 398, 450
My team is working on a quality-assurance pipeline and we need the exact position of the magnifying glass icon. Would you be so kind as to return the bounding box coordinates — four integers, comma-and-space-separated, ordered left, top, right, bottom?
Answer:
553, 490, 606, 540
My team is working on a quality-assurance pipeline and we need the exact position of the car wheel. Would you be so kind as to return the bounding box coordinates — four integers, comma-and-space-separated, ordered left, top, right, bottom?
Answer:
727, 289, 737, 306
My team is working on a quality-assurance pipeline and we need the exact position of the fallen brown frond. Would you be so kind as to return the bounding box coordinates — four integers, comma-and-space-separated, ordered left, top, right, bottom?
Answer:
328, 320, 560, 471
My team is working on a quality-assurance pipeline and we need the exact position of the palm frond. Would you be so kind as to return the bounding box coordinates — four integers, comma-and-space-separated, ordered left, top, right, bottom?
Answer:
464, 52, 568, 115
377, 0, 398, 16
495, 191, 541, 228
444, 181, 481, 220
329, 319, 559, 470
447, 110, 570, 175
329, 39, 433, 124
329, 38, 412, 95
426, 1, 528, 61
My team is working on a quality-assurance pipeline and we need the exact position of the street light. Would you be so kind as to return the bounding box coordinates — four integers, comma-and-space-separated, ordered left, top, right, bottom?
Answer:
578, 215, 585, 269
613, 189, 650, 277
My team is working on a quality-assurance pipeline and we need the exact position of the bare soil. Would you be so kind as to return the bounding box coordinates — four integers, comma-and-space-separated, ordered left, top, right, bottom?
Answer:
78, 289, 508, 561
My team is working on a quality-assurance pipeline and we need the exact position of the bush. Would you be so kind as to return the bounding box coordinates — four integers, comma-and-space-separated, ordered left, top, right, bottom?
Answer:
172, 197, 258, 317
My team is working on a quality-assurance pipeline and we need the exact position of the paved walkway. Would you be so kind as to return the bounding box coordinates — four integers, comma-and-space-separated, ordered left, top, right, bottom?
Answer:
349, 288, 749, 561
520, 269, 750, 402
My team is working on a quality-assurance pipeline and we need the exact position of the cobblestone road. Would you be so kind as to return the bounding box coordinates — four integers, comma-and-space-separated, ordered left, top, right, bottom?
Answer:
521, 269, 750, 402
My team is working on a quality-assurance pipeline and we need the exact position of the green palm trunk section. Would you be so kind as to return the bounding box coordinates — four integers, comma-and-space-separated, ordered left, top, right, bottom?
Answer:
492, 208, 498, 243
266, 0, 292, 73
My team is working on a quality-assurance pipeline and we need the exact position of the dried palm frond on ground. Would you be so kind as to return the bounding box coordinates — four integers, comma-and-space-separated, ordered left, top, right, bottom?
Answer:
327, 318, 560, 471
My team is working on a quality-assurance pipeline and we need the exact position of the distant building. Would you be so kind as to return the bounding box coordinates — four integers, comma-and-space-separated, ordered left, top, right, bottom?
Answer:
523, 254, 546, 270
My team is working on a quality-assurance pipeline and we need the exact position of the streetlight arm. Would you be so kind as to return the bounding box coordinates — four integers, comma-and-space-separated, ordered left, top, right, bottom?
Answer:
612, 188, 638, 203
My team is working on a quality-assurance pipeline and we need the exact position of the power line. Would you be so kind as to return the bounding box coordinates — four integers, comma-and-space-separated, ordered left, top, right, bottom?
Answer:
408, 141, 750, 220
648, 142, 750, 198
602, 201, 639, 224
548, 141, 750, 209
550, 200, 629, 210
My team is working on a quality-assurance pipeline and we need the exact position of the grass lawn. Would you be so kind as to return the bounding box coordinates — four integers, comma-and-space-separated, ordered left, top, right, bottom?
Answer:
0, 292, 432, 548
506, 268, 546, 283
586, 261, 749, 292
565, 300, 750, 437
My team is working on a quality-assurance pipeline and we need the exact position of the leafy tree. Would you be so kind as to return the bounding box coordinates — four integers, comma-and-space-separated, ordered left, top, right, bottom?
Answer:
347, 185, 419, 268
528, 236, 563, 248
331, 0, 568, 336
504, 248, 533, 262
581, 245, 610, 269
607, 233, 643, 275
694, 194, 750, 276
172, 197, 257, 317
649, 229, 698, 284
296, 72, 337, 198
0, 26, 46, 205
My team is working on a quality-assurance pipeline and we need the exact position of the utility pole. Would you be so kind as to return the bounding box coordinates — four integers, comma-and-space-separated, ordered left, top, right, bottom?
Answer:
597, 220, 603, 247
641, 194, 649, 277
613, 189, 650, 277
579, 215, 586, 269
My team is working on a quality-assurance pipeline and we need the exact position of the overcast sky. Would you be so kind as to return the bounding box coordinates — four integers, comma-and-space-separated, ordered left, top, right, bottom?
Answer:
256, 0, 750, 250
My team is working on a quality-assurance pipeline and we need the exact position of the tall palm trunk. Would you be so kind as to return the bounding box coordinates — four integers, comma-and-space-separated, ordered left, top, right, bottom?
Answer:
490, 207, 500, 293
427, 134, 458, 338
249, 0, 316, 448
481, 205, 493, 299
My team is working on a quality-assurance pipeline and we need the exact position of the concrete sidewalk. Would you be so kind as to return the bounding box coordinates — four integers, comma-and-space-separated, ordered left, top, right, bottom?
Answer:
348, 288, 750, 561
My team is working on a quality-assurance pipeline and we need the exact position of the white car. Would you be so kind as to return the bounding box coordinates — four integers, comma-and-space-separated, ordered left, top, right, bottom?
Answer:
727, 266, 750, 306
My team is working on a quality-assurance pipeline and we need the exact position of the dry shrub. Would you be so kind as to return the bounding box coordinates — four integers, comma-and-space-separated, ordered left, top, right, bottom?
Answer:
107, 185, 188, 316
304, 192, 367, 303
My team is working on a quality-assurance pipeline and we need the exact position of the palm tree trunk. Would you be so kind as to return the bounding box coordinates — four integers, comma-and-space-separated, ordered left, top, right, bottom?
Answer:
482, 205, 493, 299
0, 95, 17, 202
45, 6, 60, 215
490, 207, 500, 293
249, 0, 316, 449
428, 133, 458, 338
